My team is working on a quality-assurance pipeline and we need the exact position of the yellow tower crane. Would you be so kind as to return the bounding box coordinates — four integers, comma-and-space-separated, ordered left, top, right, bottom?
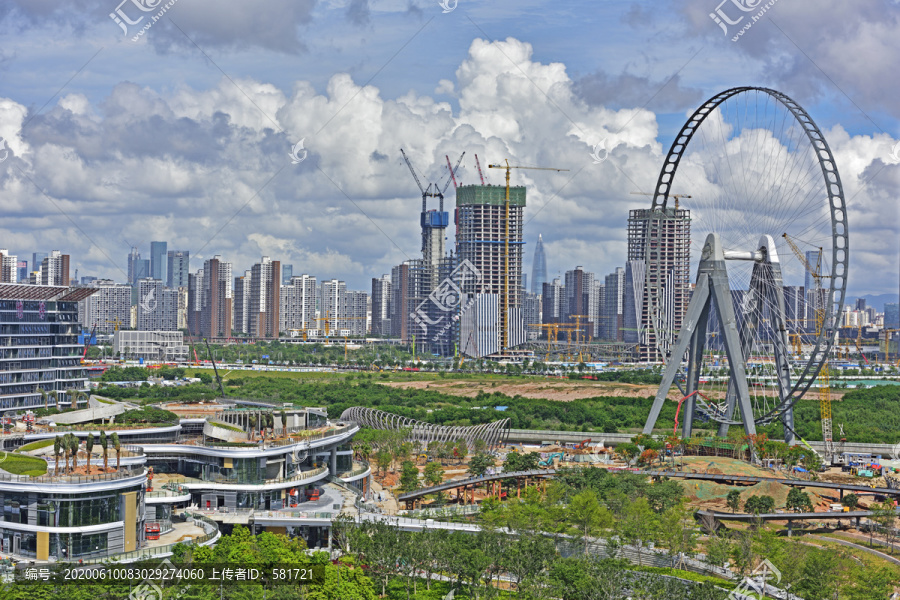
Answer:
489, 161, 568, 352
782, 233, 835, 454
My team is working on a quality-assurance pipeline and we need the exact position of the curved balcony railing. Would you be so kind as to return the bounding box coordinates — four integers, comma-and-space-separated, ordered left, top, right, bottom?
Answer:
339, 460, 370, 480
81, 512, 219, 564
178, 466, 328, 488
0, 466, 146, 485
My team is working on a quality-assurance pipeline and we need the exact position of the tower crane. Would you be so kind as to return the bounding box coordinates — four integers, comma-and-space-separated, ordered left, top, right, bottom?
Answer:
474, 154, 487, 185
782, 233, 836, 459
489, 160, 569, 351
445, 154, 463, 190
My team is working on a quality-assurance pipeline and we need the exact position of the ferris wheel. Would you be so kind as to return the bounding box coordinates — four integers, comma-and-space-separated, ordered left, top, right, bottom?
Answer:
641, 87, 848, 443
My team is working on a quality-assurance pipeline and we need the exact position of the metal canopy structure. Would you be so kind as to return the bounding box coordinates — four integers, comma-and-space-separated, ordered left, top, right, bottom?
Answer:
0, 284, 97, 302
340, 406, 510, 452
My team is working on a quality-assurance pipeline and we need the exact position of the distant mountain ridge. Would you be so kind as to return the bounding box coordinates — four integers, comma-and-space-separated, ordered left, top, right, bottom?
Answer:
849, 293, 899, 312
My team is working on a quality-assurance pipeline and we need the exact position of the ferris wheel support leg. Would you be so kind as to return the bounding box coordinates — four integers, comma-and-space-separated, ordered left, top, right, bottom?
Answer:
684, 298, 711, 439
642, 274, 712, 436
709, 270, 757, 439
763, 239, 796, 446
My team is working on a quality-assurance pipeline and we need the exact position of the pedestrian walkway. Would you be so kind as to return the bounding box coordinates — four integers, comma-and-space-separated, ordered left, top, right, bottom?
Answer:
370, 479, 399, 514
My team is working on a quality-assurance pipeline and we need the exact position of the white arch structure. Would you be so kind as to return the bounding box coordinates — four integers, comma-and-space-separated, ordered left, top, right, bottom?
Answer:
340, 407, 510, 452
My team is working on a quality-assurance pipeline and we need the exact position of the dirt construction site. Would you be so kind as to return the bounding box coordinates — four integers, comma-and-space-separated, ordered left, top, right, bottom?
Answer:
380, 378, 848, 403
672, 456, 874, 512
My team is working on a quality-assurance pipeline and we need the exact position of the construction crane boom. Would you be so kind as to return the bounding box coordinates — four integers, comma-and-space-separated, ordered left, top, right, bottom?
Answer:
444, 153, 464, 192
782, 232, 834, 458
488, 160, 569, 352
474, 154, 487, 185
400, 148, 426, 196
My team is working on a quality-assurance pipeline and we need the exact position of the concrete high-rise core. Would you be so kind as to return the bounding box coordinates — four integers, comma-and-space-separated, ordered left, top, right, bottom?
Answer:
455, 184, 526, 352
627, 206, 691, 362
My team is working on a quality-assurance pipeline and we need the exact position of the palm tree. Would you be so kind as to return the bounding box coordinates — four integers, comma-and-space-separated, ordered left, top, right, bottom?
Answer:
111, 432, 121, 470
99, 431, 108, 471
69, 435, 79, 472
85, 433, 94, 475
249, 415, 258, 441
40, 389, 48, 411
280, 410, 287, 435
53, 436, 61, 476
50, 390, 58, 411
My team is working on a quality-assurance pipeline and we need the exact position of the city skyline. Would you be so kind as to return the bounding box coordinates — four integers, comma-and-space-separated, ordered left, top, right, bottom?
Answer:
0, 1, 898, 299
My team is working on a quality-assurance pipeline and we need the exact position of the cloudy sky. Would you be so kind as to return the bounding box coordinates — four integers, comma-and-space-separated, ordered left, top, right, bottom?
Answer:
0, 0, 898, 303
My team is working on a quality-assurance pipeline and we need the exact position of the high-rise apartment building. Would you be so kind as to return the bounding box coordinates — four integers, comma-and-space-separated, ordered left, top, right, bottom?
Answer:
150, 241, 167, 283
626, 206, 690, 362
31, 253, 48, 275
564, 266, 596, 339
233, 270, 252, 335
0, 250, 17, 283
16, 261, 27, 283
455, 184, 526, 352
320, 279, 345, 335
531, 234, 547, 295
391, 263, 410, 341
523, 292, 542, 341
281, 275, 317, 334
136, 278, 179, 331
370, 275, 391, 336
541, 278, 565, 326
602, 267, 625, 341
167, 250, 190, 288
82, 280, 132, 333
248, 257, 280, 338
39, 250, 70, 286
340, 291, 368, 336
191, 256, 232, 339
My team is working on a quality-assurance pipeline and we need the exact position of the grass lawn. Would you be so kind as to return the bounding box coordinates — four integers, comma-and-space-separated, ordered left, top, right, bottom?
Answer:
17, 439, 55, 452
0, 453, 48, 476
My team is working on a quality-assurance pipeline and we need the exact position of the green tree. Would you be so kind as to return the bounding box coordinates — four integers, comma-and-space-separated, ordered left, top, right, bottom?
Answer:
617, 497, 657, 566
871, 500, 898, 553
705, 531, 732, 569
68, 434, 79, 472
375, 450, 391, 476
423, 461, 444, 487
841, 492, 859, 511
453, 439, 468, 465
727, 489, 741, 513
617, 442, 639, 462
786, 487, 813, 512
744, 494, 775, 514
505, 451, 540, 472
399, 460, 419, 492
99, 430, 108, 471
111, 432, 121, 470
52, 436, 62, 476
568, 489, 612, 540
467, 452, 494, 477
85, 433, 94, 475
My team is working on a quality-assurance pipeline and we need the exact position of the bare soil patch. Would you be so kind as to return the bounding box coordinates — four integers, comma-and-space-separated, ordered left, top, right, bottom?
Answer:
379, 379, 660, 402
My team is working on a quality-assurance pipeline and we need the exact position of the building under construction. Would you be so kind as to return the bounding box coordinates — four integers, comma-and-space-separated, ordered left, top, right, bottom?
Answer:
456, 184, 526, 357
626, 206, 691, 362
